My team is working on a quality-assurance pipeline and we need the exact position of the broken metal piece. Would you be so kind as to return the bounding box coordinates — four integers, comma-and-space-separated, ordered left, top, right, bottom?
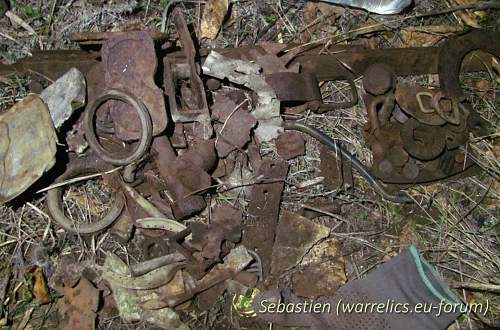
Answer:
0, 95, 57, 203
0, 50, 98, 81
401, 119, 446, 161
439, 29, 500, 115
320, 144, 354, 191
164, 246, 253, 307
291, 238, 346, 299
152, 136, 216, 220
58, 278, 100, 330
275, 131, 306, 160
40, 68, 86, 129
164, 8, 213, 140
130, 253, 186, 277
189, 205, 243, 259
70, 31, 168, 45
46, 157, 125, 234
101, 31, 168, 140
264, 72, 322, 103
241, 159, 289, 278
84, 89, 153, 166
203, 51, 284, 142
270, 211, 330, 276
213, 94, 257, 158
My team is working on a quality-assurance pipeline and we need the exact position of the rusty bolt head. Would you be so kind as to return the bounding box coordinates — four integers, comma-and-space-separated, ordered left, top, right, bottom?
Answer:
363, 63, 395, 96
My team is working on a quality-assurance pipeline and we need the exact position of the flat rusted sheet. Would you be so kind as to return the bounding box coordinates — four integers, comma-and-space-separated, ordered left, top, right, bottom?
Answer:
70, 31, 168, 45
102, 31, 167, 140
275, 131, 306, 160
291, 238, 346, 299
0, 50, 98, 81
241, 159, 288, 280
270, 211, 329, 277
296, 46, 496, 80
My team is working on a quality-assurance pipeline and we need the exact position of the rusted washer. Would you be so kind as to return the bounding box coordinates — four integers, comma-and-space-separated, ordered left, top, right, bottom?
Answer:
84, 89, 153, 166
401, 119, 446, 161
46, 159, 125, 235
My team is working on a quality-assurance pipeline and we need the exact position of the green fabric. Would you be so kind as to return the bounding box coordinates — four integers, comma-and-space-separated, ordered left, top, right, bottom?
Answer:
409, 245, 462, 306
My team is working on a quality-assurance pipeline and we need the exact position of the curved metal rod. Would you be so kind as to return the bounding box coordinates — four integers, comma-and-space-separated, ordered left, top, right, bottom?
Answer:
284, 121, 412, 203
46, 159, 125, 235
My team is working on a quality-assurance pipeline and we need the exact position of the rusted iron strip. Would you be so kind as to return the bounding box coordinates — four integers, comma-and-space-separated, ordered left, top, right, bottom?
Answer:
0, 50, 98, 81
241, 159, 289, 280
295, 47, 495, 80
70, 31, 168, 45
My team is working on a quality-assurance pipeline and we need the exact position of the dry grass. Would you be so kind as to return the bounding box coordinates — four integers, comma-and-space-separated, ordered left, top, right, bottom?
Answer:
0, 0, 499, 329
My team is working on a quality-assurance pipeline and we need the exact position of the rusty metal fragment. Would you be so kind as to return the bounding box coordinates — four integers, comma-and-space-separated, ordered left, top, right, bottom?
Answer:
58, 278, 99, 330
265, 72, 321, 102
275, 131, 306, 160
46, 157, 125, 234
0, 95, 57, 203
212, 94, 257, 157
395, 83, 447, 126
291, 238, 346, 299
270, 211, 330, 276
189, 205, 243, 259
241, 159, 288, 278
101, 31, 167, 140
0, 50, 98, 81
164, 246, 253, 307
152, 136, 217, 220
203, 51, 283, 142
70, 31, 168, 45
164, 8, 213, 140
320, 144, 354, 191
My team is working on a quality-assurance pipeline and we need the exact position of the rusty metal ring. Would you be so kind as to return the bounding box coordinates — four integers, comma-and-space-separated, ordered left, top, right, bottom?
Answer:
46, 161, 125, 235
84, 89, 153, 166
401, 119, 446, 161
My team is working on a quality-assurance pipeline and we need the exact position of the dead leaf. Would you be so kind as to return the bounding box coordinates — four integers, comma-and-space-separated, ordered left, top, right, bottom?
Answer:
449, 0, 485, 28
200, 0, 229, 40
300, 2, 341, 43
473, 79, 491, 98
5, 11, 36, 35
401, 25, 464, 47
32, 268, 51, 305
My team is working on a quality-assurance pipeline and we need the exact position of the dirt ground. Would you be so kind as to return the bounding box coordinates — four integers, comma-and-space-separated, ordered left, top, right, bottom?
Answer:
0, 0, 499, 329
